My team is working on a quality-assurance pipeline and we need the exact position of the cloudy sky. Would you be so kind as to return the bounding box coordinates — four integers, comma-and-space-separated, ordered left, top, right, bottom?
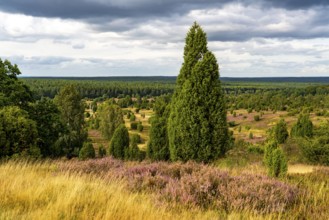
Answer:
1, 0, 329, 77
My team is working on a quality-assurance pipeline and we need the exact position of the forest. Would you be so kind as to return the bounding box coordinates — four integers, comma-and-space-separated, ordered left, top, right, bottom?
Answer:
1, 23, 329, 219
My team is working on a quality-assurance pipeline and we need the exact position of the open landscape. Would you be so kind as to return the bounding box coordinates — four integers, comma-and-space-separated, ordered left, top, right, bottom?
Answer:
1, 1, 329, 219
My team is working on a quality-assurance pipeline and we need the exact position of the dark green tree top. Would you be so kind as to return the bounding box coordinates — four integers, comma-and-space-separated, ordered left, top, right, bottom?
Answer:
177, 22, 208, 86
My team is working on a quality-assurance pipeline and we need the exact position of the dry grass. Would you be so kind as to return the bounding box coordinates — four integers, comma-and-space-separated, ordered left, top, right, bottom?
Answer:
0, 161, 220, 220
0, 160, 328, 220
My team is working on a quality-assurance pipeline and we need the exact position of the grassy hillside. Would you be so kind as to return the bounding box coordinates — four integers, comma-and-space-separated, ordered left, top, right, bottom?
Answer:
0, 160, 328, 219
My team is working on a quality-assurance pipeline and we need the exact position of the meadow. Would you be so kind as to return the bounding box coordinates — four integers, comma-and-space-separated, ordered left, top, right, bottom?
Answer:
2, 74, 329, 219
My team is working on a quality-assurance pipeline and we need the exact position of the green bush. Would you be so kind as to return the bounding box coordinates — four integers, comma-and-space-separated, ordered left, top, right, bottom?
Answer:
109, 124, 129, 159
137, 122, 144, 132
130, 122, 138, 130
274, 119, 289, 144
125, 134, 145, 161
147, 116, 170, 161
79, 142, 95, 160
291, 114, 313, 138
254, 115, 260, 121
264, 141, 287, 177
269, 148, 287, 178
299, 137, 329, 165
249, 132, 254, 139
228, 121, 236, 127
130, 114, 136, 122
98, 144, 106, 157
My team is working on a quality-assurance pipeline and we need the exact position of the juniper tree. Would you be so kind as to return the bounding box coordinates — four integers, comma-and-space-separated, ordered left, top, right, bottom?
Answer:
291, 114, 313, 138
147, 95, 171, 161
168, 22, 229, 162
109, 124, 129, 159
79, 142, 95, 160
274, 119, 289, 144
264, 141, 287, 178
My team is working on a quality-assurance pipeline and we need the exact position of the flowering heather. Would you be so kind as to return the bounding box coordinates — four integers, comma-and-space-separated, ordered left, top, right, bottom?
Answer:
57, 158, 298, 213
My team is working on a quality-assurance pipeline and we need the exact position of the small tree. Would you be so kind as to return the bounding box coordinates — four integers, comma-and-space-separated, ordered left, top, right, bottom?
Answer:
291, 114, 313, 138
109, 124, 129, 159
125, 135, 140, 161
274, 119, 289, 144
79, 142, 95, 160
98, 144, 106, 157
137, 122, 144, 132
98, 102, 124, 140
147, 117, 170, 161
130, 122, 138, 130
254, 115, 260, 121
54, 84, 87, 156
264, 141, 287, 178
130, 114, 136, 122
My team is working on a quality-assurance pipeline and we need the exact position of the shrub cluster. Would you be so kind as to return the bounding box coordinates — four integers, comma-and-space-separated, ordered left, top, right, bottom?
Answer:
58, 158, 298, 213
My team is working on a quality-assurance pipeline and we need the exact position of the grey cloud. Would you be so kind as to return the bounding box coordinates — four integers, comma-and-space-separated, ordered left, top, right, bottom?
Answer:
0, 0, 232, 20
263, 0, 329, 9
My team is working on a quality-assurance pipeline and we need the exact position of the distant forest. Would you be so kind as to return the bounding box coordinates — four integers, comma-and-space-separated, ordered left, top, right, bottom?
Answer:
21, 76, 329, 83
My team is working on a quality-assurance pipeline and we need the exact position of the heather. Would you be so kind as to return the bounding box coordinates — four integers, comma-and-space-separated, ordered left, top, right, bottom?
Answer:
57, 157, 298, 214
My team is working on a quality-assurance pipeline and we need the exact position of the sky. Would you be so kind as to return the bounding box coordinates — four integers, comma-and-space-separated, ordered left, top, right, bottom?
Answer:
0, 0, 329, 77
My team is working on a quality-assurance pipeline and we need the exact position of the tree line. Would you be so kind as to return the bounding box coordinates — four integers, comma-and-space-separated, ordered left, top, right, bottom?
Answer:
0, 59, 87, 159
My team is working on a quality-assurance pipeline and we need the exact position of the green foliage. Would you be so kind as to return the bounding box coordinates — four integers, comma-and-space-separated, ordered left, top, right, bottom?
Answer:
274, 119, 289, 144
130, 122, 138, 130
249, 132, 254, 139
79, 142, 95, 160
228, 121, 236, 127
109, 124, 129, 159
137, 122, 144, 132
125, 134, 145, 161
254, 115, 260, 121
0, 106, 39, 158
54, 84, 87, 157
0, 59, 33, 109
98, 144, 106, 157
168, 22, 229, 163
291, 114, 313, 138
147, 95, 171, 161
264, 141, 287, 178
130, 114, 136, 122
269, 149, 288, 178
28, 97, 64, 157
296, 123, 329, 165
147, 116, 170, 161
97, 102, 124, 140
118, 95, 132, 108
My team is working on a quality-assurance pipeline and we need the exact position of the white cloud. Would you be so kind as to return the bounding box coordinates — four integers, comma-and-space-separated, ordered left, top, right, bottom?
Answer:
0, 3, 329, 77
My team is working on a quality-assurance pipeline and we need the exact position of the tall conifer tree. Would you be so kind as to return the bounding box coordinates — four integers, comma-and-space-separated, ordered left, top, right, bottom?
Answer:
168, 22, 229, 162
